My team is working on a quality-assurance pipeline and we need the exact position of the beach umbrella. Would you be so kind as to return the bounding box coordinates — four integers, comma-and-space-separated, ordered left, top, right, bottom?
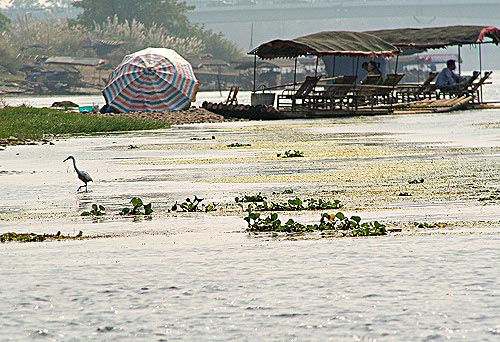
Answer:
103, 47, 199, 112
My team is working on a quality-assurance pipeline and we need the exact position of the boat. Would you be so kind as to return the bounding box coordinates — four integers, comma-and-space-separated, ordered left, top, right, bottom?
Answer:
203, 25, 500, 119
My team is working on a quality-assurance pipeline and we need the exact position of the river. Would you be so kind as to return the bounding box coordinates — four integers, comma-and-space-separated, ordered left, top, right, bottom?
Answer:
2, 78, 500, 341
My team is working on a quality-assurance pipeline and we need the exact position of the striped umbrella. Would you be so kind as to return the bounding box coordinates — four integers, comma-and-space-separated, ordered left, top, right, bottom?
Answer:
103, 48, 199, 112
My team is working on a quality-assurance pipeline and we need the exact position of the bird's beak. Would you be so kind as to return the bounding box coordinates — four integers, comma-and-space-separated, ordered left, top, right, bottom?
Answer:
63, 157, 69, 162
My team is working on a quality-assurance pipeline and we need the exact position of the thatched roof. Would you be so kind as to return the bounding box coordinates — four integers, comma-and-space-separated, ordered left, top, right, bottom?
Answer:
366, 25, 500, 51
249, 31, 400, 59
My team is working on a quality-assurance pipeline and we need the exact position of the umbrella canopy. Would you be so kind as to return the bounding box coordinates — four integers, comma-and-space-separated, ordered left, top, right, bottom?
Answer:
103, 48, 199, 112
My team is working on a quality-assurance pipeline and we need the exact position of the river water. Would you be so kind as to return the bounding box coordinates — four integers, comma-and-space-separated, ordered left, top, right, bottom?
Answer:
2, 79, 500, 341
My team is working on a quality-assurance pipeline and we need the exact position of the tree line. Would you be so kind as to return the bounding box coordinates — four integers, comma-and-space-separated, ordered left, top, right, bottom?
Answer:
0, 0, 243, 75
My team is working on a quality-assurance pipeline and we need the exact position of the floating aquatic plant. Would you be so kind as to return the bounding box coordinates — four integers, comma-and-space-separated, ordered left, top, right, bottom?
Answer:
413, 222, 447, 229
171, 196, 216, 212
277, 150, 304, 158
227, 142, 251, 147
240, 197, 342, 212
120, 197, 153, 216
1, 230, 84, 243
81, 204, 106, 216
244, 206, 386, 237
235, 193, 267, 203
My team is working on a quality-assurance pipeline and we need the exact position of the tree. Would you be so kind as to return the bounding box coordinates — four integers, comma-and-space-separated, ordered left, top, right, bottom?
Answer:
0, 11, 10, 32
73, 0, 192, 37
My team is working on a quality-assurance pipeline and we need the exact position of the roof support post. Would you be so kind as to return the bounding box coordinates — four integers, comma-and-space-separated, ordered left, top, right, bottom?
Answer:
293, 57, 298, 90
315, 55, 319, 76
457, 44, 462, 76
394, 54, 399, 74
252, 53, 257, 92
332, 55, 336, 77
479, 42, 483, 102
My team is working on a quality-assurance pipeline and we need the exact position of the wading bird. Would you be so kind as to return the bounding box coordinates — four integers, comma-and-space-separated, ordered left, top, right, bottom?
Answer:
63, 155, 93, 192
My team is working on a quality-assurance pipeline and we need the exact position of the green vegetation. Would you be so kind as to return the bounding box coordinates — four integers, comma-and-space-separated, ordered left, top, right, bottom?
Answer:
227, 143, 251, 147
1, 230, 84, 243
171, 196, 217, 212
120, 197, 153, 216
235, 193, 267, 203
81, 204, 106, 217
0, 106, 170, 142
277, 150, 304, 158
239, 197, 342, 211
413, 222, 447, 229
244, 207, 387, 237
408, 178, 425, 184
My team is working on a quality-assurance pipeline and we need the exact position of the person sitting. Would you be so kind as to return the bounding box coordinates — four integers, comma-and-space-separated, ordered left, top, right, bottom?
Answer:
435, 59, 468, 94
361, 61, 382, 84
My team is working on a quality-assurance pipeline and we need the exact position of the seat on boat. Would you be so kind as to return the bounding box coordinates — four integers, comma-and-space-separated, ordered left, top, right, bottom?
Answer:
309, 75, 357, 110
396, 72, 438, 102
277, 76, 321, 110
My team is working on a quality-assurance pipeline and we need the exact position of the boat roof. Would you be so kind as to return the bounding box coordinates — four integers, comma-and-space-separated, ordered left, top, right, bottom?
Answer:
366, 25, 500, 51
249, 30, 400, 59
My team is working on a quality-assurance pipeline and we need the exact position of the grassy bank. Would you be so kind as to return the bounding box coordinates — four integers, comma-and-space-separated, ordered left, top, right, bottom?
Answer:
0, 106, 170, 142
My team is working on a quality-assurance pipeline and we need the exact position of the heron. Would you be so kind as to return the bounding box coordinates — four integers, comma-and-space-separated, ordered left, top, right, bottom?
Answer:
63, 155, 93, 192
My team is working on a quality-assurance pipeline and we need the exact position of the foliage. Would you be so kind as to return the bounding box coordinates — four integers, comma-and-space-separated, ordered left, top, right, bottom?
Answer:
227, 142, 251, 147
277, 150, 304, 158
399, 192, 412, 196
0, 10, 10, 32
91, 16, 203, 58
81, 203, 105, 216
413, 222, 447, 229
242, 197, 342, 211
235, 193, 267, 203
4, 15, 88, 56
408, 178, 424, 184
72, 0, 242, 61
73, 0, 193, 37
188, 25, 243, 61
120, 197, 153, 216
244, 206, 387, 237
1, 230, 84, 243
171, 196, 217, 213
0, 106, 170, 141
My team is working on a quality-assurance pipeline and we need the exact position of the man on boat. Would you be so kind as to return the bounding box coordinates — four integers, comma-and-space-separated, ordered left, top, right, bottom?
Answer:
435, 59, 467, 93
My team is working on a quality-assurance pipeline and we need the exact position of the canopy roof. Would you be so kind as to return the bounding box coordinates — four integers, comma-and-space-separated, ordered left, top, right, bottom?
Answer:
249, 31, 400, 59
366, 25, 500, 51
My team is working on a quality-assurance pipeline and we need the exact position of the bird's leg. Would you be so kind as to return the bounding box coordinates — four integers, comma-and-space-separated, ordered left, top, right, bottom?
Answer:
77, 185, 85, 192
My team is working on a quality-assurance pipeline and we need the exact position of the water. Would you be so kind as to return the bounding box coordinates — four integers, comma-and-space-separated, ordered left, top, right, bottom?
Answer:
2, 79, 500, 341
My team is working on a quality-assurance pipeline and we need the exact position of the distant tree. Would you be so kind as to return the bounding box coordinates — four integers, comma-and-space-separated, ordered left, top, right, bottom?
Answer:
72, 0, 243, 61
0, 11, 10, 32
73, 0, 192, 37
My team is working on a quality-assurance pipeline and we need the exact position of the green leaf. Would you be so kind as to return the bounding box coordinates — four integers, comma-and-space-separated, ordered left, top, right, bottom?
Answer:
131, 197, 143, 208
144, 203, 153, 215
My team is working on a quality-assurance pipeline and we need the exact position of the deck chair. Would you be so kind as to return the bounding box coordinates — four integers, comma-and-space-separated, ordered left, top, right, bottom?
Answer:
466, 71, 493, 102
350, 74, 391, 108
437, 70, 481, 99
277, 76, 321, 110
225, 86, 239, 105
396, 72, 438, 102
310, 75, 356, 110
373, 73, 405, 104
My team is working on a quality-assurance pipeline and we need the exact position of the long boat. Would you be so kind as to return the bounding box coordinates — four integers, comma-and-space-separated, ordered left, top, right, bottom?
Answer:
203, 25, 500, 119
